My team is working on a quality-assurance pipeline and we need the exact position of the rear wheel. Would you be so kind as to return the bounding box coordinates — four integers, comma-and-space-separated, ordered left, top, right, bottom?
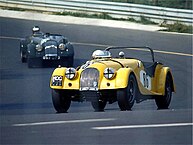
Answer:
155, 75, 172, 109
20, 51, 27, 63
20, 41, 27, 63
117, 74, 137, 111
52, 89, 71, 113
91, 100, 107, 112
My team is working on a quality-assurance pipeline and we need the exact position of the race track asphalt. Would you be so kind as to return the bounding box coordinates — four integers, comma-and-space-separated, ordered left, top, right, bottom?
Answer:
0, 17, 192, 145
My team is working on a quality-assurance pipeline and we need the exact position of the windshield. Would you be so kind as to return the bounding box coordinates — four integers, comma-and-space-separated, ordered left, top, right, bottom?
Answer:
107, 47, 155, 62
42, 40, 58, 47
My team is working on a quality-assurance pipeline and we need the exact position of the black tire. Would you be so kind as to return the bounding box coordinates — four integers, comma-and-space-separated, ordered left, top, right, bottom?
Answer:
20, 51, 27, 63
117, 74, 137, 111
91, 100, 107, 112
52, 89, 71, 113
20, 41, 27, 63
155, 75, 172, 109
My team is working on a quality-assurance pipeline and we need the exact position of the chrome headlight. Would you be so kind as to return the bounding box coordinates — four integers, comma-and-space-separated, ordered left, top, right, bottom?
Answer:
65, 68, 77, 80
59, 43, 65, 50
104, 68, 116, 80
36, 44, 43, 51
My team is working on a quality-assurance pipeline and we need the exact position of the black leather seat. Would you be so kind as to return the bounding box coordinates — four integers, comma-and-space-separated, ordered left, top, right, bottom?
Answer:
142, 62, 162, 77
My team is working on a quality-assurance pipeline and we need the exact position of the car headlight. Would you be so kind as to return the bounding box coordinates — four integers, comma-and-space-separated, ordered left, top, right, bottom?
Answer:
65, 68, 77, 80
104, 68, 116, 80
36, 44, 43, 51
52, 76, 63, 86
59, 43, 65, 50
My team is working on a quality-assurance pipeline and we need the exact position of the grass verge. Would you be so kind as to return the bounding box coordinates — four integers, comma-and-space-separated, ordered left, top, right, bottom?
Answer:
55, 11, 192, 34
54, 11, 157, 25
160, 22, 192, 34
1, 6, 192, 34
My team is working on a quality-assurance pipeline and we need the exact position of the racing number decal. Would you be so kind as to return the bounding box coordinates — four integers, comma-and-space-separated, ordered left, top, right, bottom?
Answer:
140, 70, 151, 90
143, 73, 149, 88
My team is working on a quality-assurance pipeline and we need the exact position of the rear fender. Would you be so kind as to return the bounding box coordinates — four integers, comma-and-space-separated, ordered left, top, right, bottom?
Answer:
157, 67, 175, 95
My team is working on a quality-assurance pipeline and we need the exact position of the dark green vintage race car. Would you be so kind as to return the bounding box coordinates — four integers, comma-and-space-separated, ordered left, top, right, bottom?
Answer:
20, 26, 74, 68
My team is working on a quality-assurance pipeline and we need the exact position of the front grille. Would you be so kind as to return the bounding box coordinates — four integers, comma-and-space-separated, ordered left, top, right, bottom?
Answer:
45, 46, 58, 56
80, 68, 99, 91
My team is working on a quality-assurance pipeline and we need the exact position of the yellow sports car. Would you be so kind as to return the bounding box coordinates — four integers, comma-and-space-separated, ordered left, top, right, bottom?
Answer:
50, 46, 175, 112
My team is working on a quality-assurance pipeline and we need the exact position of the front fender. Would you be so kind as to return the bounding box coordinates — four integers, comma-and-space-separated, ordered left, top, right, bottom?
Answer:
27, 43, 36, 57
115, 68, 134, 88
50, 67, 80, 90
50, 67, 66, 89
65, 43, 74, 56
99, 68, 133, 90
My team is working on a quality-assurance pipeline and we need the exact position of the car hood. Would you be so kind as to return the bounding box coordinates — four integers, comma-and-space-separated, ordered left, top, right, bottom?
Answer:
80, 58, 139, 72
42, 40, 58, 47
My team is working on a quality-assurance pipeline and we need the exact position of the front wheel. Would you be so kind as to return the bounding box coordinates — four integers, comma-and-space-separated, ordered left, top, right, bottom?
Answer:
52, 89, 71, 113
91, 100, 107, 112
155, 75, 172, 109
117, 74, 137, 111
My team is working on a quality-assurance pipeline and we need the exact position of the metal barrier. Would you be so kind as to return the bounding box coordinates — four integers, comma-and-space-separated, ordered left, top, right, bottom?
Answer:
0, 0, 192, 24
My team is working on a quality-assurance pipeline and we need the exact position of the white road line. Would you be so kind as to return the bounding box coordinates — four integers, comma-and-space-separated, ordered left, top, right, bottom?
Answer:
0, 36, 22, 40
12, 118, 116, 127
92, 122, 193, 130
1, 36, 192, 57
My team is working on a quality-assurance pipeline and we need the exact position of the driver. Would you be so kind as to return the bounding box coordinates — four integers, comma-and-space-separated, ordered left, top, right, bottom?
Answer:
92, 50, 111, 59
32, 26, 43, 36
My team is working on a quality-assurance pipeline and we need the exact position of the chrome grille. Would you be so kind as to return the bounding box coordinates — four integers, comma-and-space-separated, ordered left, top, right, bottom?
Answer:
45, 45, 57, 56
80, 68, 99, 91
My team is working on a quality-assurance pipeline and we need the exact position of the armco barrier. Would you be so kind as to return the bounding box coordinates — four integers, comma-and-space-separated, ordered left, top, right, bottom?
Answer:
0, 0, 192, 24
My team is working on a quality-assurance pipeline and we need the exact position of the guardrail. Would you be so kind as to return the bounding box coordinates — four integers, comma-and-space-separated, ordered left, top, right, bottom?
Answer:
0, 0, 192, 24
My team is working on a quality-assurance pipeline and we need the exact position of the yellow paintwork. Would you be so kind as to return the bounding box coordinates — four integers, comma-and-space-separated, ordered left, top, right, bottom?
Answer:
50, 58, 175, 96
156, 66, 176, 95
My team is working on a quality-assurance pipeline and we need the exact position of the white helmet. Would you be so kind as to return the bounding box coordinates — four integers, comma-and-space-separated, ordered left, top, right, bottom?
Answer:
32, 26, 40, 33
92, 50, 111, 59
119, 51, 125, 58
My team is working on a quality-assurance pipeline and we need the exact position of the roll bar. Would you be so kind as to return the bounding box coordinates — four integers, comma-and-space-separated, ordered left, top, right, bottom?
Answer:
105, 46, 155, 62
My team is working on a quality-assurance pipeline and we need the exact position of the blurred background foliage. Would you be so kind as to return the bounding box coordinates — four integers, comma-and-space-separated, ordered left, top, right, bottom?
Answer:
98, 0, 192, 9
